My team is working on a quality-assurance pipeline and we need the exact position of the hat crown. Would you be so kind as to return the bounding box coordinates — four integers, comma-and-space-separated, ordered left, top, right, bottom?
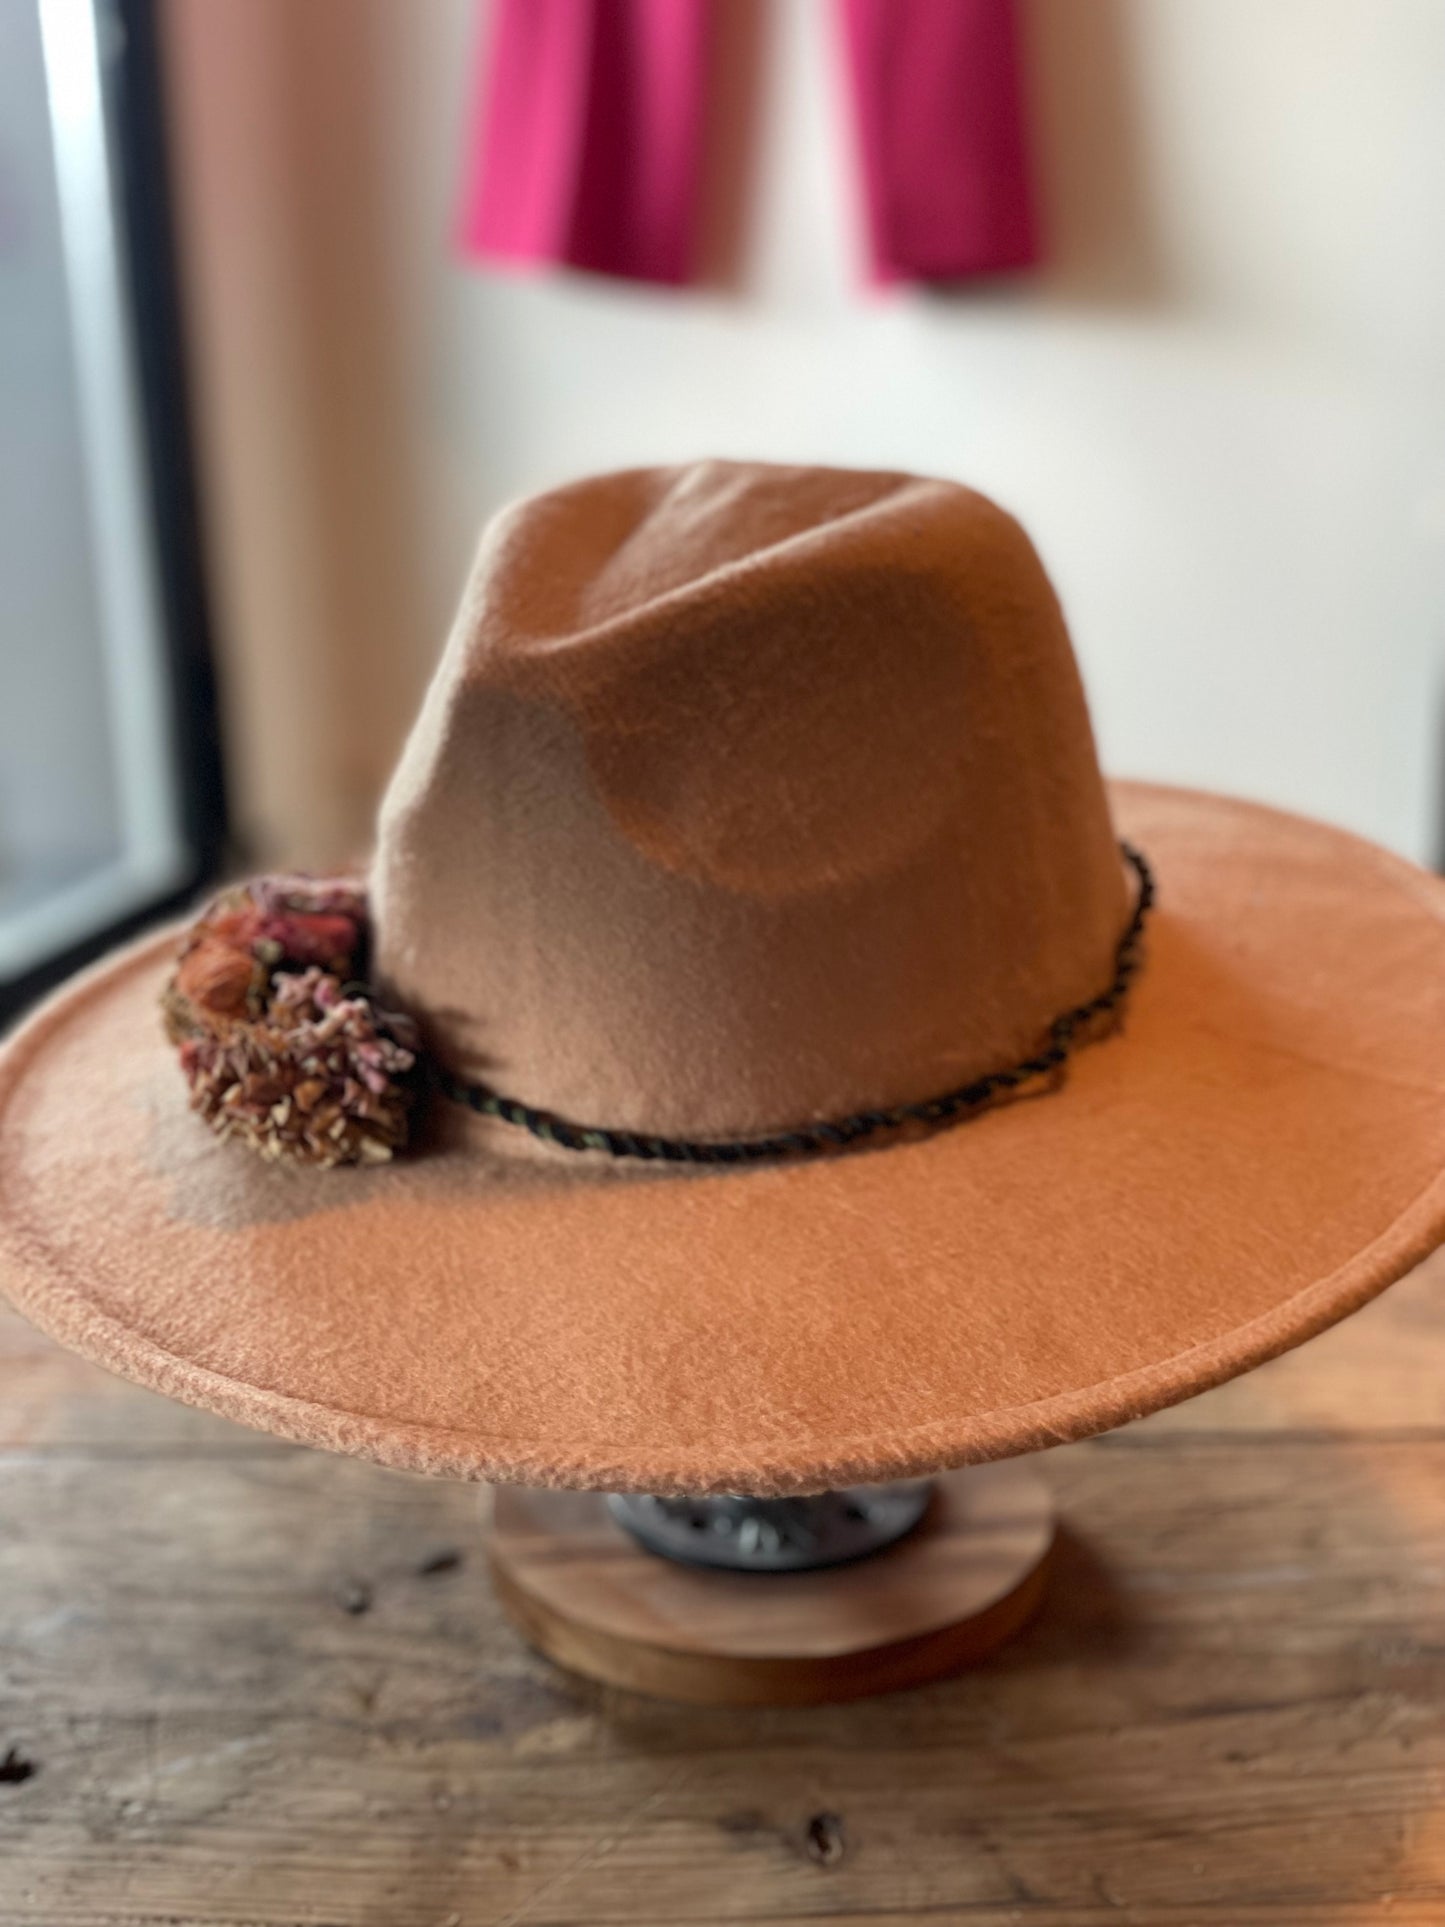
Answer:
373, 461, 1127, 1136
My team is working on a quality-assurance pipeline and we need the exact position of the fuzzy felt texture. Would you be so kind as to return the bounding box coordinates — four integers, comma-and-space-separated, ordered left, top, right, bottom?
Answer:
2, 783, 1445, 1496
372, 462, 1128, 1138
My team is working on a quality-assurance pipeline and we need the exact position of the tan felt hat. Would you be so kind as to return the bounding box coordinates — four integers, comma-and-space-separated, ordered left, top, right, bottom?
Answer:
3, 461, 1445, 1496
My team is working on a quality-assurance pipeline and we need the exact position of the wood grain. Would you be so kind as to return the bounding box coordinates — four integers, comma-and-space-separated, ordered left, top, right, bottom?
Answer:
2, 1254, 1445, 1922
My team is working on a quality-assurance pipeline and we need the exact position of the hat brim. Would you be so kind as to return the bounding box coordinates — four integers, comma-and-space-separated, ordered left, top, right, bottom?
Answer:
3, 782, 1444, 1496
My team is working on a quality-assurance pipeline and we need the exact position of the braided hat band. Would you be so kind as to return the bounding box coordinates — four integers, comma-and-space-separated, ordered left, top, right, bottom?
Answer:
438, 842, 1155, 1166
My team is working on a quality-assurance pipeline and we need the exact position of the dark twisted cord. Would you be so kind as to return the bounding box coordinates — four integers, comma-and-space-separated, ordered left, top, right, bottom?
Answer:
436, 841, 1154, 1166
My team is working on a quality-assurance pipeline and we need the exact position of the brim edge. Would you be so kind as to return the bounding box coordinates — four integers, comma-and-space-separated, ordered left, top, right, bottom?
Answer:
3, 784, 1445, 1494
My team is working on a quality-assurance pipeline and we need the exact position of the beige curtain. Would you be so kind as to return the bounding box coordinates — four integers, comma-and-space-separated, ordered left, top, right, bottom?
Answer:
161, 0, 439, 869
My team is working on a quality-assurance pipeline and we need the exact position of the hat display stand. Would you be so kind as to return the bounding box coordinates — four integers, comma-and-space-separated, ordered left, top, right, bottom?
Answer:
487, 1463, 1055, 1705
8, 463, 1445, 1719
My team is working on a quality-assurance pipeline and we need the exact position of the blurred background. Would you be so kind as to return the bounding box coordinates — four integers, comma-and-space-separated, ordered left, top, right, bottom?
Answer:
3, 0, 1445, 1017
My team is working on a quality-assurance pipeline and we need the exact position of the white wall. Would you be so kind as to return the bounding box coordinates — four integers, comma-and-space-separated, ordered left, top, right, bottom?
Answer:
171, 0, 1445, 864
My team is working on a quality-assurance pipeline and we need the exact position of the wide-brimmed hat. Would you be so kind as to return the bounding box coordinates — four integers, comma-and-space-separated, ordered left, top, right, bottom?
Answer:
4, 461, 1445, 1495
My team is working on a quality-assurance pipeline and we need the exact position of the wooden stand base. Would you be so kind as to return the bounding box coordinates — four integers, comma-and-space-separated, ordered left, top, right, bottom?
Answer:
487, 1462, 1055, 1705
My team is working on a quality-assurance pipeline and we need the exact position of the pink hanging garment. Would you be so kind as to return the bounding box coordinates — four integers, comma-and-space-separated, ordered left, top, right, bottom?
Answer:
837, 0, 1038, 280
458, 0, 1037, 286
458, 0, 714, 285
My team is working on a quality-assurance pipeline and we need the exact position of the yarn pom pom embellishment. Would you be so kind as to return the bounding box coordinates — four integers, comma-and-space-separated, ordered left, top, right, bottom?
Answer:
161, 876, 419, 1167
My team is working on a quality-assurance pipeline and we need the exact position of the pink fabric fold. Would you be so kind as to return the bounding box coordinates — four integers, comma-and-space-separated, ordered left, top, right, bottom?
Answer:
459, 0, 714, 285
458, 0, 1037, 287
837, 0, 1037, 281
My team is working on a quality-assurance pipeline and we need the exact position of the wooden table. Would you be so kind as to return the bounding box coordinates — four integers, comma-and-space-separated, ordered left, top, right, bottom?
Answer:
3, 1256, 1444, 1927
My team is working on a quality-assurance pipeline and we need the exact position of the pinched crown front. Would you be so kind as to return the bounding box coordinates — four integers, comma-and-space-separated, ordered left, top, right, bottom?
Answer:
372, 461, 1128, 1140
